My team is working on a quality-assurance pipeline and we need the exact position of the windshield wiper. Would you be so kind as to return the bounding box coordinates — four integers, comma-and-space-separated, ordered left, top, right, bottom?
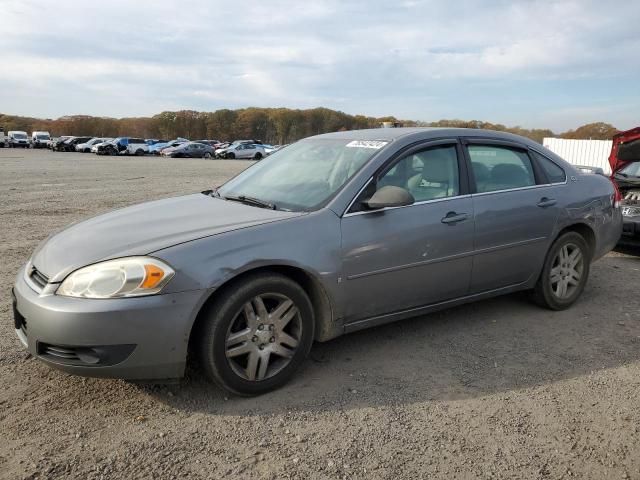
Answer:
224, 194, 276, 210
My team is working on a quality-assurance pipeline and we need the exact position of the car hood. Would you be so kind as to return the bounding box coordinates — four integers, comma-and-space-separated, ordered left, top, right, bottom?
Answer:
31, 193, 302, 282
609, 126, 640, 174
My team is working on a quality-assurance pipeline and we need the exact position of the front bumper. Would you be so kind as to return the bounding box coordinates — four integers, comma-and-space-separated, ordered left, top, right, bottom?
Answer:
12, 266, 206, 380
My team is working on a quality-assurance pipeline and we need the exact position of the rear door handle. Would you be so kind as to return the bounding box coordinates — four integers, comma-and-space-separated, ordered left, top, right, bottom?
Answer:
537, 197, 557, 208
441, 212, 469, 225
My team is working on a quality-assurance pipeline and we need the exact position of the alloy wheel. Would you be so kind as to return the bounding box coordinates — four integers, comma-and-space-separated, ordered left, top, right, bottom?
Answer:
225, 293, 301, 381
549, 242, 583, 299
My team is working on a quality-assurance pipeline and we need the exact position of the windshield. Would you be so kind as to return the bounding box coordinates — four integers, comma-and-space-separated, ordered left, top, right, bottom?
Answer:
217, 138, 386, 211
36, 134, 49, 140
13, 133, 27, 139
619, 162, 640, 177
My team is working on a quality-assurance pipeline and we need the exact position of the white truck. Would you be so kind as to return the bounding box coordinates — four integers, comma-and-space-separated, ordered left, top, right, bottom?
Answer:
31, 131, 51, 149
8, 131, 29, 148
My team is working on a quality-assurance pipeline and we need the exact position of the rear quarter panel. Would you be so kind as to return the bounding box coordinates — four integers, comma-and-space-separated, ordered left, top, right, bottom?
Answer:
555, 172, 621, 260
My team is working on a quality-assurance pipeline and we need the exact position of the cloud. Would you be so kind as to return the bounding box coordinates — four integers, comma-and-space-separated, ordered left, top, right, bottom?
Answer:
0, 0, 639, 130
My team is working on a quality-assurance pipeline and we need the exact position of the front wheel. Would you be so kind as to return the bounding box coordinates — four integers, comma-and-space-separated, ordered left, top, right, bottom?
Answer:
532, 232, 590, 310
226, 152, 235, 159
197, 273, 315, 396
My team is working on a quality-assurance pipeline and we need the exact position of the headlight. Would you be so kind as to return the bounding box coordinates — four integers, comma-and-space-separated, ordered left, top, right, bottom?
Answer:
56, 257, 174, 299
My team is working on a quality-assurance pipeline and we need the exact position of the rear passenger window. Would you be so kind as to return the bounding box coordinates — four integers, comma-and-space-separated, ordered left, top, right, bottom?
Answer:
531, 151, 566, 183
468, 145, 535, 193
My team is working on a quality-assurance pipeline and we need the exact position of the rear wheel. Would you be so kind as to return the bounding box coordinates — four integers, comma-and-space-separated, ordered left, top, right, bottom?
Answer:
135, 149, 144, 156
203, 152, 212, 159
253, 152, 262, 160
197, 273, 314, 396
532, 232, 590, 310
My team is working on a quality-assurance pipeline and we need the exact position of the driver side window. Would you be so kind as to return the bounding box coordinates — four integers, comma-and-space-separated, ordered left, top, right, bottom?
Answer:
350, 144, 460, 213
378, 145, 460, 202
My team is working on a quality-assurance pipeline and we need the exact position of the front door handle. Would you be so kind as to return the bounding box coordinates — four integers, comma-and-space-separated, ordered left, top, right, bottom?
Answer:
537, 197, 557, 208
441, 212, 469, 225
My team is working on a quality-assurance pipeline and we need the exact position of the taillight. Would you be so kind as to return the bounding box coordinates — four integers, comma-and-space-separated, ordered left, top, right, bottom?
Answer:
610, 178, 622, 208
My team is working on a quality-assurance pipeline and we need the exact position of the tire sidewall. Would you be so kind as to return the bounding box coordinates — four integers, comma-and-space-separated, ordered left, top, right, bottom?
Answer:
200, 274, 315, 396
538, 232, 590, 310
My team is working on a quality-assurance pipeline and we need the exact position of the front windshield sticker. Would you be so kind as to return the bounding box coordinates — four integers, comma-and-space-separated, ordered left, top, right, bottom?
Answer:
345, 140, 388, 149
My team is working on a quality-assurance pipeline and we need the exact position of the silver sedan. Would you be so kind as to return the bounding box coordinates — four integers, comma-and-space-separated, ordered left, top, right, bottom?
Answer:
12, 128, 622, 395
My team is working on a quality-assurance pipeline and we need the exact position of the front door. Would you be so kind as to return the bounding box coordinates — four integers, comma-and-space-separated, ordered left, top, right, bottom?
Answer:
340, 142, 474, 323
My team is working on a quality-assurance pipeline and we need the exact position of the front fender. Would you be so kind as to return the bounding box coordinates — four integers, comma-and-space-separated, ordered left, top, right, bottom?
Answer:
152, 208, 344, 318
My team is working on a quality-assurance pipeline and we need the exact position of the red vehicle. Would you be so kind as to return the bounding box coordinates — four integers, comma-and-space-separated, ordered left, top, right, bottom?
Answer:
609, 127, 640, 246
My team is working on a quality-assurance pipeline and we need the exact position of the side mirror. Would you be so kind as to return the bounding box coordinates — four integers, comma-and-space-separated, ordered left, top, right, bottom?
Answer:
362, 185, 415, 210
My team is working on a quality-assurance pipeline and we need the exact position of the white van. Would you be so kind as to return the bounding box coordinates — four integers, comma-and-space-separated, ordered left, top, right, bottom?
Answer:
8, 131, 29, 148
0, 128, 5, 147
32, 131, 51, 149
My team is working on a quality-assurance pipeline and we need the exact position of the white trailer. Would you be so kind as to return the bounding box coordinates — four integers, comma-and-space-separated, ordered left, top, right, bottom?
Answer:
543, 137, 612, 174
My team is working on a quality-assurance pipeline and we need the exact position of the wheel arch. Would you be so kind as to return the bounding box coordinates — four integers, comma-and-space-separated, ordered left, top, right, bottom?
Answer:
188, 264, 339, 353
554, 222, 596, 259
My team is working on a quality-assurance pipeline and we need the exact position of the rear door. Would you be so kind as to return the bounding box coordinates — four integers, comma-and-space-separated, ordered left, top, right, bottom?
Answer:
464, 140, 560, 293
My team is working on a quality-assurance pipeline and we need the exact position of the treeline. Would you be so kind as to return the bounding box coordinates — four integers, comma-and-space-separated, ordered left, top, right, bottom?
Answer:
0, 109, 622, 145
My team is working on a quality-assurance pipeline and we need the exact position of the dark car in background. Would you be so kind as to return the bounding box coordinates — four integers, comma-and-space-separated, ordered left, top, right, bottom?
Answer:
610, 127, 640, 246
54, 136, 93, 152
49, 136, 72, 150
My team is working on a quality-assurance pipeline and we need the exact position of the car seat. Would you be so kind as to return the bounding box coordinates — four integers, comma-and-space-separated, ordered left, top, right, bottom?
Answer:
407, 150, 457, 201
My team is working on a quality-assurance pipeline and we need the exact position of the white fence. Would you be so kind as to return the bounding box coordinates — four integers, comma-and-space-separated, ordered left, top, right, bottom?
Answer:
542, 138, 612, 174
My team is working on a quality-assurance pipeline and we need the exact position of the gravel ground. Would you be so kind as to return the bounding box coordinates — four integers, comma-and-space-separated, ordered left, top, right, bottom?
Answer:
1, 149, 639, 480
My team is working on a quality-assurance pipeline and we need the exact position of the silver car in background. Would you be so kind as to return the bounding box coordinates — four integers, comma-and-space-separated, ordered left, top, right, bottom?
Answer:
12, 128, 622, 395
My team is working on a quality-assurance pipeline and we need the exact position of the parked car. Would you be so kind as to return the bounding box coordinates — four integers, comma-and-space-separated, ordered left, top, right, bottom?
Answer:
31, 131, 51, 149
49, 136, 72, 150
8, 131, 29, 148
149, 138, 188, 155
56, 136, 94, 152
11, 128, 622, 396
91, 140, 112, 154
215, 140, 263, 158
610, 126, 640, 247
219, 143, 266, 160
162, 141, 215, 159
96, 137, 149, 156
76, 138, 112, 153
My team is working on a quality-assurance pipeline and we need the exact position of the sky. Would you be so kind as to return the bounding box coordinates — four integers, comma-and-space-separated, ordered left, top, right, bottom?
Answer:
0, 0, 639, 132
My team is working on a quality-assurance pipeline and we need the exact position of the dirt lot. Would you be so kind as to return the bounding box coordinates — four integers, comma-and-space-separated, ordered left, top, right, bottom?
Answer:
1, 148, 639, 480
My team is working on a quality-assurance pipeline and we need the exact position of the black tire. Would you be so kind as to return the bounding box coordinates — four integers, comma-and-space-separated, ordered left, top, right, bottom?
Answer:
197, 273, 315, 396
135, 149, 144, 156
226, 152, 235, 159
203, 152, 212, 159
253, 152, 262, 160
532, 231, 590, 310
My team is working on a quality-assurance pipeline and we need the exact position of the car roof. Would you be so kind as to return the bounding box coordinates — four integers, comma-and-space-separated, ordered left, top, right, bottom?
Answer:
312, 127, 540, 147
